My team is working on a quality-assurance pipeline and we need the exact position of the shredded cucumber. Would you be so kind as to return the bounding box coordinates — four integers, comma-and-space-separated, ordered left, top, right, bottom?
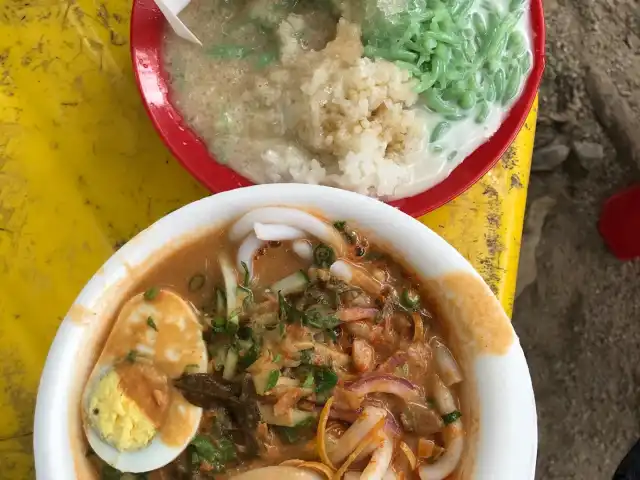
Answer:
270, 270, 309, 296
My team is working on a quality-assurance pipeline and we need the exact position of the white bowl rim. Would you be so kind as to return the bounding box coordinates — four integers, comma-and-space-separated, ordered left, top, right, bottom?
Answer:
33, 184, 537, 480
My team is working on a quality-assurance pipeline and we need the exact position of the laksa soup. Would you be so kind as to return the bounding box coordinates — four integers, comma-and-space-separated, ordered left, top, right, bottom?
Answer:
81, 207, 473, 480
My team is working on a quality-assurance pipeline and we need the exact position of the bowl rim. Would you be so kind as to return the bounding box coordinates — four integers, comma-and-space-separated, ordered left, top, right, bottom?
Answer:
128, 0, 546, 218
33, 184, 537, 479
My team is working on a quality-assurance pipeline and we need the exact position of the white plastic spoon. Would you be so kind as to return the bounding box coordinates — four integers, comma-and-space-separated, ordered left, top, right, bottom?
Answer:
153, 0, 202, 46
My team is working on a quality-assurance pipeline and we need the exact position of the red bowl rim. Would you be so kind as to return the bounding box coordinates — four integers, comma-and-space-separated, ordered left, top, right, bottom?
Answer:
130, 1, 545, 217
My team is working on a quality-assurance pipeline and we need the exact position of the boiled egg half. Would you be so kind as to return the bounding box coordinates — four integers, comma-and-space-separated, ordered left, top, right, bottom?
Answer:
82, 288, 207, 473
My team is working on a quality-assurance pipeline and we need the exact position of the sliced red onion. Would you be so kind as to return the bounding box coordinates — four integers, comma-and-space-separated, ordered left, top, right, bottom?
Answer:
433, 343, 463, 387
347, 375, 421, 402
328, 406, 387, 465
292, 239, 313, 261
254, 222, 306, 241
418, 422, 464, 480
236, 233, 265, 280
337, 308, 380, 322
432, 375, 457, 415
361, 433, 393, 480
375, 352, 409, 373
228, 207, 346, 255
219, 253, 237, 318
383, 412, 401, 438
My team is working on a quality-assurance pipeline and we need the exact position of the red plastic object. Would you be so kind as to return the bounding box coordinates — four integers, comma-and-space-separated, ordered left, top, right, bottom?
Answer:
130, 1, 546, 217
598, 184, 640, 261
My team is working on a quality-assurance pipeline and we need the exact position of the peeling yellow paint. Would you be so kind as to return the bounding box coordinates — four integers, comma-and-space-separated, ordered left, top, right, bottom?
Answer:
0, 0, 536, 476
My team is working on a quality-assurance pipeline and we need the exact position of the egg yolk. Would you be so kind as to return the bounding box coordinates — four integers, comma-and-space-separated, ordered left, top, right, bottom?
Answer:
88, 361, 171, 451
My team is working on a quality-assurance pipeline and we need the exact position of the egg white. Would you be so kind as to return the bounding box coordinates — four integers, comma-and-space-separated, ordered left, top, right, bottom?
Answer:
82, 290, 208, 473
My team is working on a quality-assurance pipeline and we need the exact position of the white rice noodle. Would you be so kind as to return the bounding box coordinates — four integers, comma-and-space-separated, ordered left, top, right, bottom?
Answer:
330, 261, 383, 296
344, 464, 397, 480
219, 253, 238, 318
292, 239, 314, 261
237, 233, 265, 281
382, 468, 398, 480
419, 376, 463, 480
228, 207, 347, 255
254, 222, 306, 241
418, 422, 464, 480
328, 406, 387, 465
361, 433, 393, 480
433, 343, 463, 386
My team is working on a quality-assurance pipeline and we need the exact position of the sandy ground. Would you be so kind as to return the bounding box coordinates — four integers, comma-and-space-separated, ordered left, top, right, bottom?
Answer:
513, 0, 640, 478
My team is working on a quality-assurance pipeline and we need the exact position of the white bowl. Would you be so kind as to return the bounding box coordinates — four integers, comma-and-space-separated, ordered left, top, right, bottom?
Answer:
33, 184, 537, 479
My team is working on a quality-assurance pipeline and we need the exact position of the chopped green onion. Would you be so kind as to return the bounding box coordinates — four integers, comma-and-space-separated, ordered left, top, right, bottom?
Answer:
146, 316, 158, 331
143, 286, 159, 301
313, 244, 335, 268
442, 410, 462, 425
401, 288, 421, 308
333, 221, 346, 231
240, 261, 250, 287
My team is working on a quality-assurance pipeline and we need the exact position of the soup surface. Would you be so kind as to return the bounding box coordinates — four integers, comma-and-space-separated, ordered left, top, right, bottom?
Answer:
164, 0, 532, 199
87, 208, 467, 480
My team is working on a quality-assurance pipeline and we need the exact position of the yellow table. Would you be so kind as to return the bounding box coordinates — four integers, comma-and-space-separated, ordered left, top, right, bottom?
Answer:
0, 0, 536, 476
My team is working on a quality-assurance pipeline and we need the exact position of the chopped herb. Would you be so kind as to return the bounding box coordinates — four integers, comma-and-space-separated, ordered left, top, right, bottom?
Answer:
442, 410, 462, 425
401, 289, 421, 309
190, 434, 237, 473
273, 353, 282, 363
143, 286, 159, 301
125, 350, 137, 363
274, 417, 316, 444
278, 292, 303, 324
211, 316, 227, 333
265, 369, 280, 391
333, 221, 346, 231
303, 305, 340, 331
208, 44, 252, 60
299, 349, 313, 365
313, 244, 335, 268
302, 372, 314, 388
240, 261, 250, 287
238, 284, 254, 311
188, 273, 206, 292
313, 366, 338, 394
146, 316, 158, 331
239, 343, 260, 369
325, 328, 338, 342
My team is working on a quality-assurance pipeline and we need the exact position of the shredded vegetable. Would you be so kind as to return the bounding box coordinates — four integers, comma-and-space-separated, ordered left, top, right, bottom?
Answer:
317, 396, 336, 469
